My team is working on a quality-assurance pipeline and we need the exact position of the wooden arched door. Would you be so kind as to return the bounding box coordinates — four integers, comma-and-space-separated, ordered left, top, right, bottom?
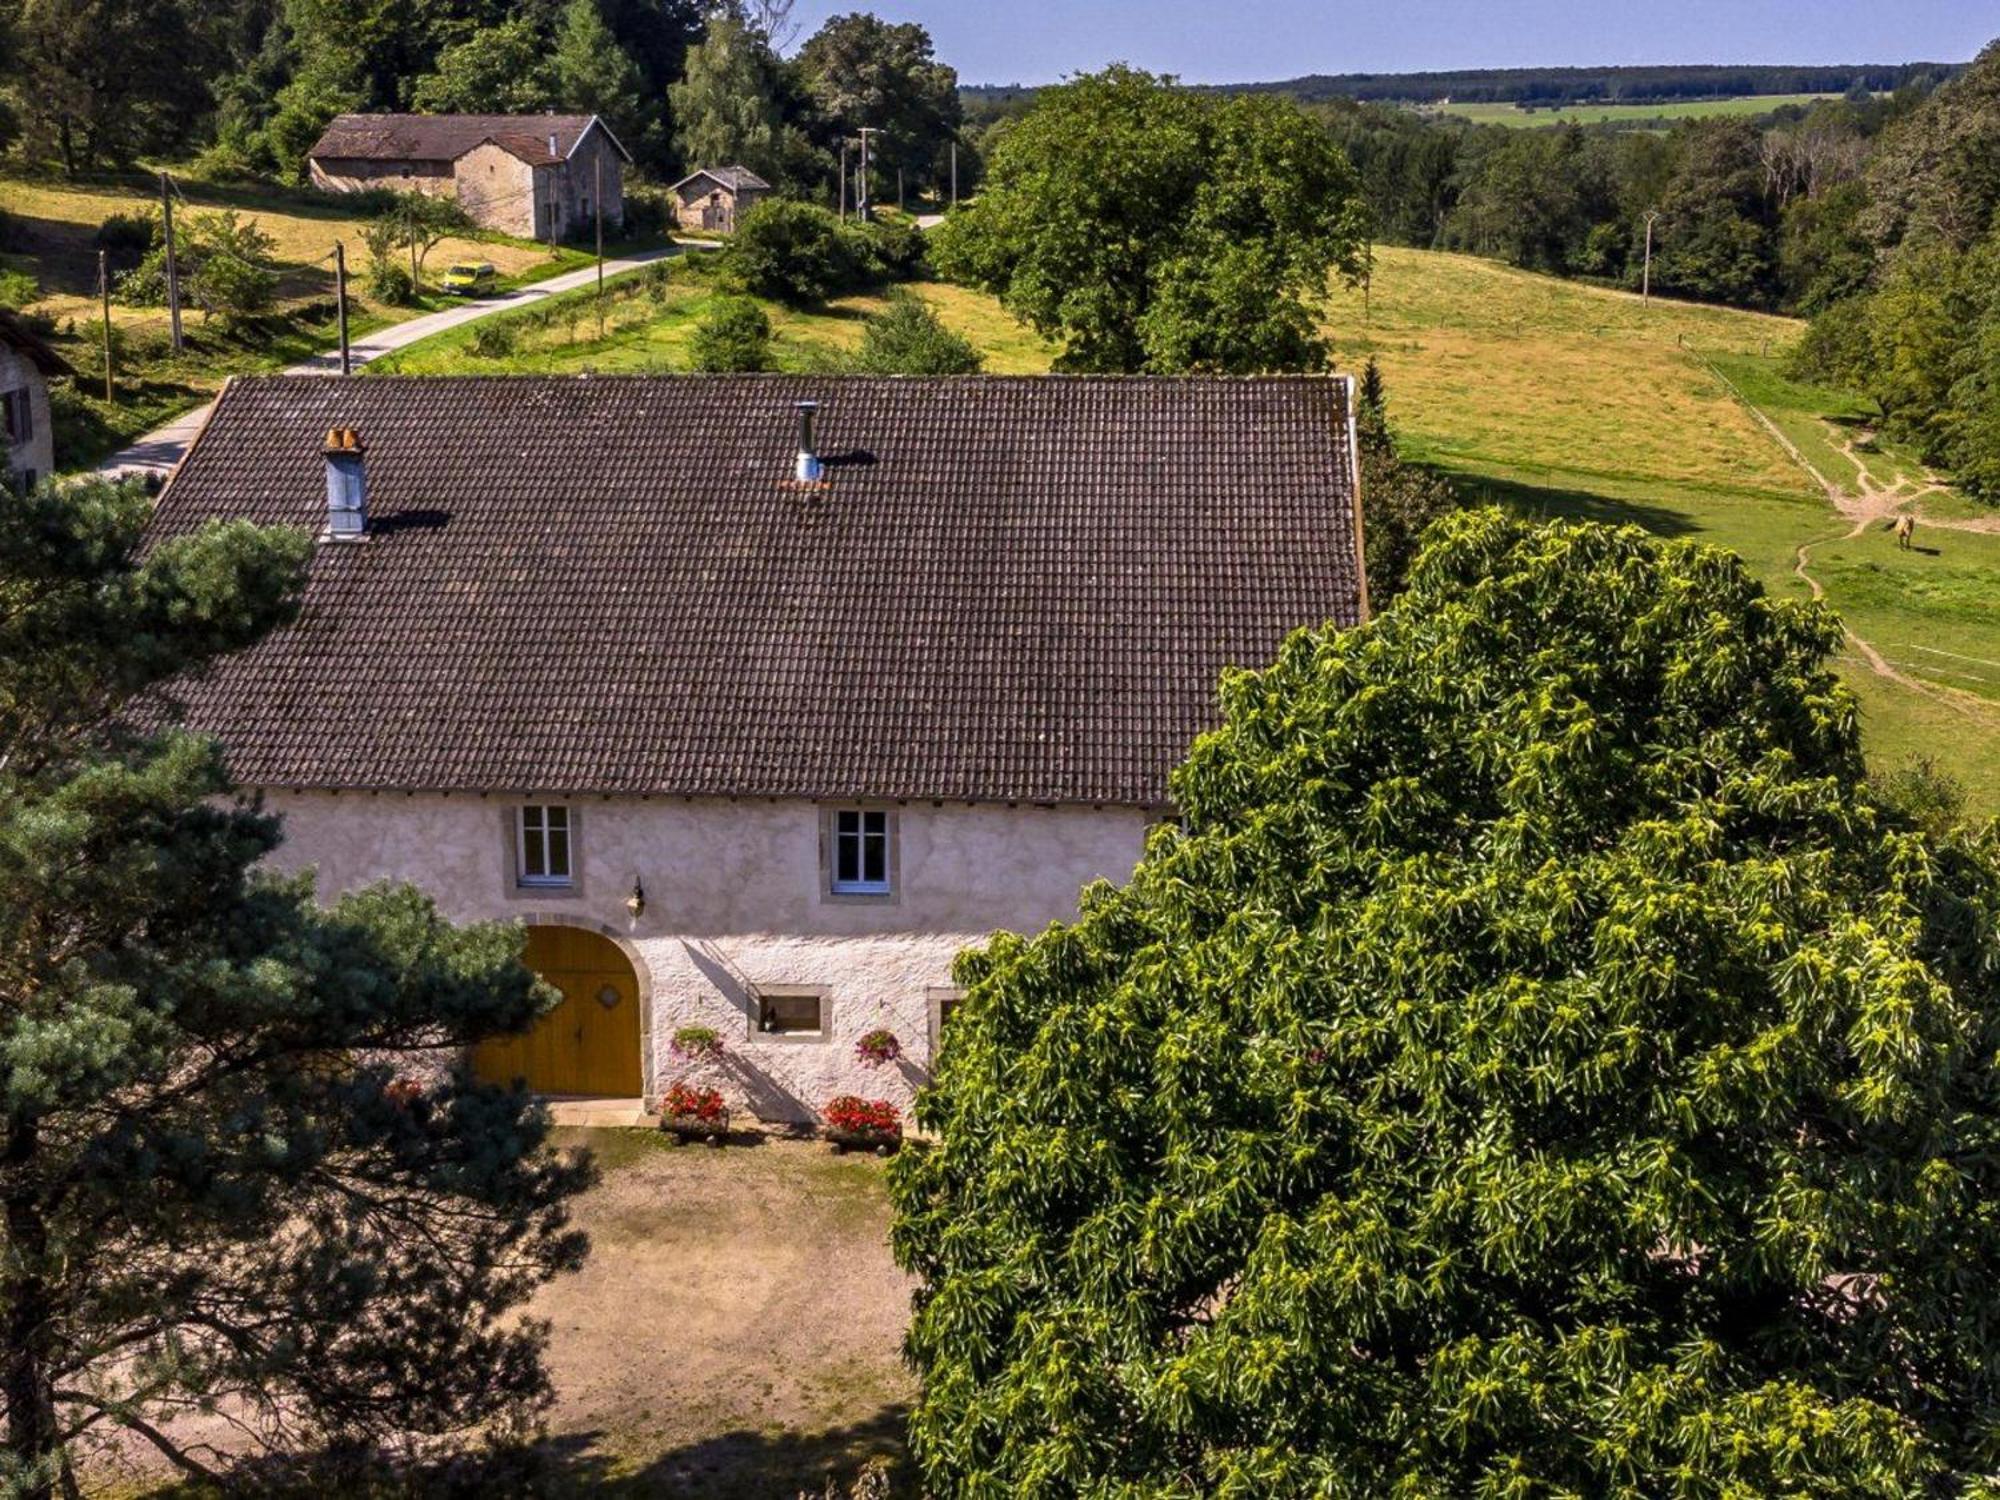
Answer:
474, 926, 643, 1096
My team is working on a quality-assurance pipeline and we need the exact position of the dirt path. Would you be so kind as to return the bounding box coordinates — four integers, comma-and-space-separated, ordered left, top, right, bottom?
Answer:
1697, 353, 1999, 719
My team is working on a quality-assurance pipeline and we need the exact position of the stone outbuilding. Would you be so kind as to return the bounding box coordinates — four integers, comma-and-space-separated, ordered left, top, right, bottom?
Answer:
149, 373, 1368, 1123
668, 166, 772, 233
0, 308, 71, 490
307, 113, 630, 243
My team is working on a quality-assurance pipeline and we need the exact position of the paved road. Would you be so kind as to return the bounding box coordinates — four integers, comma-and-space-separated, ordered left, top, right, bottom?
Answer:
97, 242, 707, 478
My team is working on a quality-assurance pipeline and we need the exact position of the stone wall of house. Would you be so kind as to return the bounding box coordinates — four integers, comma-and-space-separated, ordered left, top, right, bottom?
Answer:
452, 142, 541, 239
309, 156, 456, 198
259, 791, 1152, 1122
0, 346, 53, 487
538, 129, 626, 243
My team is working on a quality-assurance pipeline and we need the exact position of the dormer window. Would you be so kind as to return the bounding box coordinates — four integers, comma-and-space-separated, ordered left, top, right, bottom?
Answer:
518, 805, 573, 887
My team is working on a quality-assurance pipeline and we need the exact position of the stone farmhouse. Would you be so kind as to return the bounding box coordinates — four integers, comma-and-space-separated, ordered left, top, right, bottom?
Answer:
668, 166, 772, 233
307, 114, 629, 242
0, 308, 70, 491
151, 374, 1366, 1121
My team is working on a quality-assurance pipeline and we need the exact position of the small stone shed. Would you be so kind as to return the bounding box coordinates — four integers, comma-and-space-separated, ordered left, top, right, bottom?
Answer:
668, 166, 772, 233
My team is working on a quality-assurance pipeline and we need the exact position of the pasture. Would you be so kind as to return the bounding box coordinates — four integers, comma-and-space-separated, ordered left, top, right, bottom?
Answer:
1429, 92, 1847, 127
1321, 245, 2000, 813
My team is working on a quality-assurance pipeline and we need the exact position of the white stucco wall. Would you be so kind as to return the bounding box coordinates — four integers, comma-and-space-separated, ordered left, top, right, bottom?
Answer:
260, 792, 1151, 1122
1, 347, 53, 486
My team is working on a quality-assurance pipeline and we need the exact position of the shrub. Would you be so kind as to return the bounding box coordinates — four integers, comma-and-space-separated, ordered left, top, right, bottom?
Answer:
669, 1025, 726, 1061
850, 291, 982, 375
467, 321, 518, 360
722, 199, 859, 306
0, 269, 37, 310
621, 187, 672, 240
366, 259, 416, 305
95, 210, 158, 263
859, 216, 927, 281
661, 1082, 728, 1124
823, 1097, 900, 1137
687, 296, 773, 372
854, 1029, 902, 1068
640, 258, 674, 304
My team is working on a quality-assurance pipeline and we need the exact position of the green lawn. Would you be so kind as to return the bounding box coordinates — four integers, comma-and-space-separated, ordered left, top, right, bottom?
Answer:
1432, 93, 1849, 128
367, 270, 1055, 377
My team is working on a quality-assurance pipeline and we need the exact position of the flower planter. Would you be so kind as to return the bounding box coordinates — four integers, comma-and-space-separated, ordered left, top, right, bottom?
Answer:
822, 1096, 902, 1155
660, 1082, 729, 1145
660, 1112, 731, 1147
824, 1124, 902, 1156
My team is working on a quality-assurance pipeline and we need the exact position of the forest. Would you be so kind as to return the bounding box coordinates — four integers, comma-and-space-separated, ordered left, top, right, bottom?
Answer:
0, 0, 962, 194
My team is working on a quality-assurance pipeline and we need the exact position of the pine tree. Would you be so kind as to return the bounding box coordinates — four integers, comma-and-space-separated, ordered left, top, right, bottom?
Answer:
0, 479, 590, 1497
552, 0, 649, 161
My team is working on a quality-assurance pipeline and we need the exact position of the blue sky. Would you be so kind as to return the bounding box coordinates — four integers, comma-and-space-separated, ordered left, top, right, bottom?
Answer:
785, 0, 1999, 86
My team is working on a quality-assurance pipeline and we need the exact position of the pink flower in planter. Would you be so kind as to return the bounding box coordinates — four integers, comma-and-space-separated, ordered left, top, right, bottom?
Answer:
854, 1028, 902, 1068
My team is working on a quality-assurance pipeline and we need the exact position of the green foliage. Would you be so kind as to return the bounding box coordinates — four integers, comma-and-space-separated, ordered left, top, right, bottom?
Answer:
365, 256, 416, 305
410, 17, 555, 114
0, 269, 36, 310
686, 294, 771, 371
1354, 360, 1461, 601
849, 290, 981, 375
669, 10, 785, 182
932, 68, 1366, 373
551, 0, 648, 159
722, 199, 860, 306
0, 478, 590, 1493
371, 192, 473, 292
467, 320, 518, 360
796, 12, 961, 192
117, 208, 279, 328
10, 0, 209, 173
893, 509, 2000, 1496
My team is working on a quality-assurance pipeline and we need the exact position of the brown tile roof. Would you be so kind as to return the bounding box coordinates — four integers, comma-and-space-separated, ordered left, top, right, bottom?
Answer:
309, 113, 629, 166
153, 375, 1362, 807
670, 166, 772, 197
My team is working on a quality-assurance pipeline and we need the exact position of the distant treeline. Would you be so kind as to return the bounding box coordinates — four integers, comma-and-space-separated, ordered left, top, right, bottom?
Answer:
963, 62, 1964, 112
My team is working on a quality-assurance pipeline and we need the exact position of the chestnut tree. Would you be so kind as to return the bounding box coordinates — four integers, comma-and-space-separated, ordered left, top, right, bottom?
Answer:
893, 509, 2000, 1496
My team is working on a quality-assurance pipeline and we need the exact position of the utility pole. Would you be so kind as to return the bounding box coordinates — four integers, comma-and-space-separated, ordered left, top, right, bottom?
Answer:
98, 250, 113, 403
160, 171, 183, 353
950, 141, 958, 207
595, 153, 605, 339
334, 241, 351, 376
855, 126, 881, 220
1641, 209, 1660, 304
838, 139, 848, 221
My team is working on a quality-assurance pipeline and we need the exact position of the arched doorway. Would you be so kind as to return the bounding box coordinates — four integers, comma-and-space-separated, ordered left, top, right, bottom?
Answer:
474, 925, 643, 1096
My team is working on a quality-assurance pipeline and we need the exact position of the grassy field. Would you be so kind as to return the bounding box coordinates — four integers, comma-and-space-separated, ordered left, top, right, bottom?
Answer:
369, 266, 1055, 376
0, 169, 596, 464
1430, 92, 1846, 128
1320, 245, 2000, 814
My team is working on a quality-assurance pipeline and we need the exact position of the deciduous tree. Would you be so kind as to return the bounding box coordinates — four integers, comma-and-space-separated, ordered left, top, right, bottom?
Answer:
893, 509, 2000, 1496
931, 68, 1365, 373
0, 478, 589, 1498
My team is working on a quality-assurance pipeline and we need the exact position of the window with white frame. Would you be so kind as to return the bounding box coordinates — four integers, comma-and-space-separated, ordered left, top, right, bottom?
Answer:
830, 809, 891, 896
517, 805, 573, 886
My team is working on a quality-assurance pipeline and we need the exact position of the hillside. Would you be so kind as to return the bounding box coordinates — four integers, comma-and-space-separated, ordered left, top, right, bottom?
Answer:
1320, 245, 2000, 813
0, 171, 593, 465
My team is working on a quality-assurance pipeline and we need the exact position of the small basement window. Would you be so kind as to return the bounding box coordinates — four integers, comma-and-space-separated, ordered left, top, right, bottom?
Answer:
517, 805, 573, 887
830, 809, 892, 896
757, 990, 825, 1037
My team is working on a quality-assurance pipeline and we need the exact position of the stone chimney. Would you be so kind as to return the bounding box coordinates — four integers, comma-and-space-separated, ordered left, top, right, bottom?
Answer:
322, 427, 367, 539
